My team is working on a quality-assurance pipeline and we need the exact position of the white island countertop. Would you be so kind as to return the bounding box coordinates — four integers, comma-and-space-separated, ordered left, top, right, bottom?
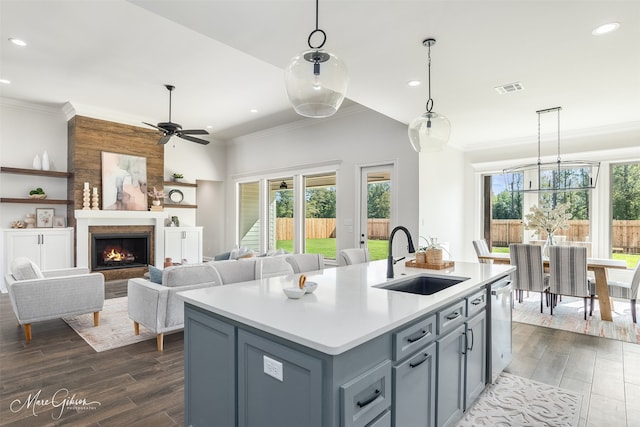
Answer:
178, 259, 515, 355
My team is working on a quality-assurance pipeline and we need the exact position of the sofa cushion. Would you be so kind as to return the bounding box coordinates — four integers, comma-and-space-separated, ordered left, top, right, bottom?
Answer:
162, 263, 219, 287
10, 257, 44, 281
148, 265, 163, 284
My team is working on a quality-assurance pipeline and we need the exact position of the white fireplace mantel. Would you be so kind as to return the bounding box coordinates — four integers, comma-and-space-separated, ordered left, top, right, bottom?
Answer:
75, 210, 167, 268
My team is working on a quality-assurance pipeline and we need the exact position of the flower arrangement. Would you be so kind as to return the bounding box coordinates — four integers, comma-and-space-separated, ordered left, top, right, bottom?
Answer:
524, 203, 571, 237
147, 186, 166, 201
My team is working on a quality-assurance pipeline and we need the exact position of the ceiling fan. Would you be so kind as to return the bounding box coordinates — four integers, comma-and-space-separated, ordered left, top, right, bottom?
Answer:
143, 84, 210, 145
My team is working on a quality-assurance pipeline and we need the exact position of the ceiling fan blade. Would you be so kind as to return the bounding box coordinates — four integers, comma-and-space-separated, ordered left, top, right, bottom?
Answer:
179, 134, 210, 145
179, 129, 209, 135
158, 134, 172, 145
143, 121, 164, 131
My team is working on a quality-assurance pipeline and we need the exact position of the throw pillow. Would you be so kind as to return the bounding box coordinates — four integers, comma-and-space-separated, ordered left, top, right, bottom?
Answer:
148, 265, 163, 284
10, 257, 44, 280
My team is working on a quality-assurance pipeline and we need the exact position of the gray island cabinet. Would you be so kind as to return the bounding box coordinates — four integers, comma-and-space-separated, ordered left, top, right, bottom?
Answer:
179, 260, 514, 427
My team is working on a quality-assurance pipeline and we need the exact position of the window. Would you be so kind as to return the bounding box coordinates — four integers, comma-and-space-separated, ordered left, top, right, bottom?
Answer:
238, 181, 260, 251
611, 162, 640, 268
235, 167, 338, 259
305, 173, 337, 260
485, 172, 523, 252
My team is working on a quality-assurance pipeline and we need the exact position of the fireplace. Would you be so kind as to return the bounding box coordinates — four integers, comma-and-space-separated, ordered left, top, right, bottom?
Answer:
91, 233, 150, 271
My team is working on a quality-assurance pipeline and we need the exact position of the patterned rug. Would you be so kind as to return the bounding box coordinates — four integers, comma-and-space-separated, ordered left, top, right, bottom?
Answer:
457, 372, 581, 427
62, 297, 156, 352
512, 293, 640, 344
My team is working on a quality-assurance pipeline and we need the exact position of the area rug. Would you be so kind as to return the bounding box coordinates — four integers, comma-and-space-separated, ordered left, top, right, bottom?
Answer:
512, 293, 640, 344
62, 297, 156, 352
457, 372, 581, 427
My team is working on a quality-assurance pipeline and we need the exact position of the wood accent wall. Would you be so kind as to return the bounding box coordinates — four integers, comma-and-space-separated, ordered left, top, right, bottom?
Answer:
66, 116, 164, 226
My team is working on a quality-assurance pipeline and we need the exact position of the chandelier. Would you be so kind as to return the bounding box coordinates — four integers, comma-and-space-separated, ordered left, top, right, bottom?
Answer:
503, 107, 600, 192
284, 0, 348, 118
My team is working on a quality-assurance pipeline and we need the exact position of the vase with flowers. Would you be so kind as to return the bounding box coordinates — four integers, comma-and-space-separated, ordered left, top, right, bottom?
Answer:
524, 203, 571, 256
417, 235, 450, 264
147, 186, 166, 209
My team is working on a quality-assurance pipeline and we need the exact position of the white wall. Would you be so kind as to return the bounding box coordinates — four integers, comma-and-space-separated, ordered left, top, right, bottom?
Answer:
0, 98, 68, 225
225, 104, 420, 257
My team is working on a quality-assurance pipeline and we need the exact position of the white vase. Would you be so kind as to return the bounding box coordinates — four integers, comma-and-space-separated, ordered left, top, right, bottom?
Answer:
543, 232, 555, 257
32, 154, 41, 170
42, 150, 50, 170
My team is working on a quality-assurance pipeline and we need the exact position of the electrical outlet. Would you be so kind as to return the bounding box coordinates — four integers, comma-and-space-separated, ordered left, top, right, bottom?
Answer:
263, 355, 283, 381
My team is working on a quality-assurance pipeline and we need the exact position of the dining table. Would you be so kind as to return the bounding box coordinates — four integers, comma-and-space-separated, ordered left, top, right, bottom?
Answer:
477, 252, 628, 321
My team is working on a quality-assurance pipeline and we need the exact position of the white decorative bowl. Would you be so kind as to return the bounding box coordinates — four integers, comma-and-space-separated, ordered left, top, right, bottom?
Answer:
303, 281, 318, 294
283, 287, 305, 299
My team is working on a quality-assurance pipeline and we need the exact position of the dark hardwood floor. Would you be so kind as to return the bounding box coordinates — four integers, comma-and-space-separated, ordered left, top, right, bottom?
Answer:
0, 281, 184, 427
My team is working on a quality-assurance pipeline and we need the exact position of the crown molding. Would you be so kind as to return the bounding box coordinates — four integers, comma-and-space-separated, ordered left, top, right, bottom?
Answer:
0, 96, 66, 116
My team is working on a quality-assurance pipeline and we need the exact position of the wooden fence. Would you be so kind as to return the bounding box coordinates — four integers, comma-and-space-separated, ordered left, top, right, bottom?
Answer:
276, 218, 391, 240
491, 219, 640, 252
277, 218, 640, 252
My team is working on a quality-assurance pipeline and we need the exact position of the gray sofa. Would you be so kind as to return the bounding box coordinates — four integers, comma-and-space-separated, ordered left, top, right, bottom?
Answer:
127, 257, 294, 351
5, 257, 105, 342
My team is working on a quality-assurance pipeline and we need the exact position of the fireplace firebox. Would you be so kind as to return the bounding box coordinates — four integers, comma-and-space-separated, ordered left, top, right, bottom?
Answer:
91, 233, 150, 271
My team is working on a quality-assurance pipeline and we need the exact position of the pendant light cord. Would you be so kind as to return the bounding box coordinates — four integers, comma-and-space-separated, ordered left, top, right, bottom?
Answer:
425, 42, 434, 113
307, 0, 326, 49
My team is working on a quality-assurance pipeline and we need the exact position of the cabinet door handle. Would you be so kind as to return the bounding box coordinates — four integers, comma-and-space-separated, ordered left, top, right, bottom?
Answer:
41, 234, 44, 245
406, 328, 430, 343
461, 332, 467, 355
356, 389, 380, 408
446, 311, 461, 321
409, 353, 431, 368
468, 328, 475, 351
471, 297, 483, 306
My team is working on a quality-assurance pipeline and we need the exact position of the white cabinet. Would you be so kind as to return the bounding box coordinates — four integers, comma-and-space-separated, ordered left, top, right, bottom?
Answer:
2, 228, 74, 276
164, 227, 202, 264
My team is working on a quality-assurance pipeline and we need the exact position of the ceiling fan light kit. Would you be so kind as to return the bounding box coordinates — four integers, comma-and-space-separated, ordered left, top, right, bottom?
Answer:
408, 38, 451, 153
284, 0, 348, 118
143, 84, 210, 145
503, 106, 600, 192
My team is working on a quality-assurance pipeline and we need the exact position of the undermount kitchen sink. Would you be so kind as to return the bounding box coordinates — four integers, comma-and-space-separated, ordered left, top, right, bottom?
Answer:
378, 275, 470, 295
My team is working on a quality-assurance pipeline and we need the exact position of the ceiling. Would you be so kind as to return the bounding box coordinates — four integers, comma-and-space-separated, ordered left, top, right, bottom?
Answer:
1, 1, 639, 150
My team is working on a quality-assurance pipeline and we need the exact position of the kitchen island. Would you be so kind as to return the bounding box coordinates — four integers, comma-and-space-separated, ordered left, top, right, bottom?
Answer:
178, 259, 515, 427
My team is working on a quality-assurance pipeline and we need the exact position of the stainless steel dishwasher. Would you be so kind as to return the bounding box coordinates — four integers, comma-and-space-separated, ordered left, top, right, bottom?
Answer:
490, 275, 513, 382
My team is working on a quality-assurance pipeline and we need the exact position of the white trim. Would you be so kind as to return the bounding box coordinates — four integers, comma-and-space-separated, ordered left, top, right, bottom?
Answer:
231, 160, 341, 181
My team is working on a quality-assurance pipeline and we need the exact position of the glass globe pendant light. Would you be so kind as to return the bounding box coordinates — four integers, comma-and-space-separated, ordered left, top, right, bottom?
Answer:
284, 0, 348, 118
408, 38, 451, 152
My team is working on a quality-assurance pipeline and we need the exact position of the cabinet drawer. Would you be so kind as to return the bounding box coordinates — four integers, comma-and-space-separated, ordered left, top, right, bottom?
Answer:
367, 409, 391, 427
466, 289, 487, 317
341, 360, 392, 427
437, 300, 466, 335
393, 314, 436, 361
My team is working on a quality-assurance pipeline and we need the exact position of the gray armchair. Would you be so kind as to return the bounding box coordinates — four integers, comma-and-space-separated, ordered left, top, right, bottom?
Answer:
5, 257, 105, 342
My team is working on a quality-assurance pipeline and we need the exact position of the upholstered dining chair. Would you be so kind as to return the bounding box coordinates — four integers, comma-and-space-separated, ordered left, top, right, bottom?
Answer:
548, 246, 595, 320
607, 261, 640, 323
472, 239, 492, 264
338, 248, 370, 266
285, 253, 325, 274
255, 256, 294, 279
509, 244, 549, 312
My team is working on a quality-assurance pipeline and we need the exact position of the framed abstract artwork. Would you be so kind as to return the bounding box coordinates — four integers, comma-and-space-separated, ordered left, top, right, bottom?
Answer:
101, 151, 148, 211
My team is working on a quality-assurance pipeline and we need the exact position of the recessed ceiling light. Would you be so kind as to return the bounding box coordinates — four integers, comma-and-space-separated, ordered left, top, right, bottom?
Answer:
8, 38, 27, 46
206, 125, 213, 129
407, 80, 421, 87
592, 22, 620, 36
250, 109, 258, 113
0, 79, 11, 84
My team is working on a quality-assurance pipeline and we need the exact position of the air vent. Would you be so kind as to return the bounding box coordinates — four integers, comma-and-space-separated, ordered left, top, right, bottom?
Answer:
495, 82, 524, 94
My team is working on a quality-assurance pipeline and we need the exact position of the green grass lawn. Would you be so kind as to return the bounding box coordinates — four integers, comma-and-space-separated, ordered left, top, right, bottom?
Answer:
277, 238, 389, 260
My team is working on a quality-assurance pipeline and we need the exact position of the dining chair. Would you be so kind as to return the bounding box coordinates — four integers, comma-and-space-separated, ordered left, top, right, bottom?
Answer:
509, 244, 549, 312
548, 246, 595, 320
472, 239, 492, 264
607, 261, 640, 323
285, 253, 325, 274
338, 248, 370, 266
